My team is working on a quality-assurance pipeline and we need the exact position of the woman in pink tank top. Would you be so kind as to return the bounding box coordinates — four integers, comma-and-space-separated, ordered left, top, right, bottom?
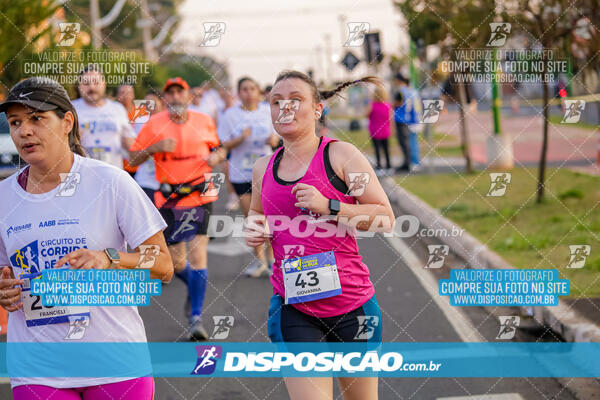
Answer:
245, 71, 395, 400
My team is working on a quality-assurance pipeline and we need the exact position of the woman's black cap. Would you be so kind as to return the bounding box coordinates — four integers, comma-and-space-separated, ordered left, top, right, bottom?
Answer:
0, 77, 74, 114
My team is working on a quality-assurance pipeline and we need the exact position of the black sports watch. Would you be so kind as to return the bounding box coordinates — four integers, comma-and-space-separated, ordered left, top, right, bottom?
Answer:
104, 248, 120, 268
328, 199, 341, 216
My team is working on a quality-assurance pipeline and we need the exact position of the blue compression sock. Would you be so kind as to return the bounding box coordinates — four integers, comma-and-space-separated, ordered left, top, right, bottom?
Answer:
188, 269, 208, 318
175, 262, 191, 284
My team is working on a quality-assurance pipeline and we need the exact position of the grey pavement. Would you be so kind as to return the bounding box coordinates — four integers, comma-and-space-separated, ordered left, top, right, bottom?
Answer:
0, 175, 585, 400
136, 194, 578, 400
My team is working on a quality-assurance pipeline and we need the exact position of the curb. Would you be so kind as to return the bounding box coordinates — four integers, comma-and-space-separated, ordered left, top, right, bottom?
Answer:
381, 175, 600, 342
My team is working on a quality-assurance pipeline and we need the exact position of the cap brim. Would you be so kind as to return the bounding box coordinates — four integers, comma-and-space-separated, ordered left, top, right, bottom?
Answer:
163, 83, 188, 92
0, 99, 58, 114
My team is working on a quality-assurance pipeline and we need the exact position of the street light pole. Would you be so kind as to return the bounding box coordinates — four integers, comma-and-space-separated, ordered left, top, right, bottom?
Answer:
316, 45, 324, 82
338, 14, 347, 48
567, 56, 573, 96
486, 47, 513, 170
338, 14, 349, 80
409, 37, 418, 88
324, 33, 333, 84
491, 48, 501, 136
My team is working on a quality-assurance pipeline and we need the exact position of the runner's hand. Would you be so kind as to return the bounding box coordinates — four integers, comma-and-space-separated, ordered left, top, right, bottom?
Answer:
151, 138, 177, 153
292, 183, 329, 215
206, 147, 226, 167
56, 249, 111, 270
244, 215, 270, 247
0, 266, 23, 312
242, 127, 252, 138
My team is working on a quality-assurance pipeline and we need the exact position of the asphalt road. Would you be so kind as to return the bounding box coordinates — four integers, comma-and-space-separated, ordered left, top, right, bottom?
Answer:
137, 196, 578, 400
0, 182, 581, 400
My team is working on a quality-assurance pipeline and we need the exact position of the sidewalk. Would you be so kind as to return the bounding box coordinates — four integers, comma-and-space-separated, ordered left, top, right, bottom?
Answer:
329, 113, 597, 172
369, 155, 469, 175
435, 110, 598, 165
569, 164, 600, 176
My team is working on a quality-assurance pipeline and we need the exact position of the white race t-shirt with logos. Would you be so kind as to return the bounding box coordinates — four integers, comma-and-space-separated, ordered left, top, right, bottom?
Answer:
188, 103, 215, 120
189, 89, 225, 122
218, 103, 275, 183
132, 121, 160, 191
0, 154, 167, 389
73, 98, 136, 169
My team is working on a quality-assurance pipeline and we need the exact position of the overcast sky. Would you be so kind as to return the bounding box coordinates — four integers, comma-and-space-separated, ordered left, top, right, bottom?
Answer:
175, 0, 407, 86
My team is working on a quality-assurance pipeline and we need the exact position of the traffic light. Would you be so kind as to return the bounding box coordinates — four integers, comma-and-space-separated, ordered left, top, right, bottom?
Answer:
364, 32, 383, 64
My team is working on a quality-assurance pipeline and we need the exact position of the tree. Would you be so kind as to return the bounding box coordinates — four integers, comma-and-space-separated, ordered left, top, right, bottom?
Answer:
395, 0, 496, 174
503, 0, 591, 203
143, 54, 214, 90
0, 0, 59, 89
566, 2, 599, 136
62, 1, 224, 83
64, 0, 182, 54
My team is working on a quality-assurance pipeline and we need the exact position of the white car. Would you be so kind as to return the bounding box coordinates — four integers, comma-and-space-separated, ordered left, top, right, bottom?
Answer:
0, 113, 20, 178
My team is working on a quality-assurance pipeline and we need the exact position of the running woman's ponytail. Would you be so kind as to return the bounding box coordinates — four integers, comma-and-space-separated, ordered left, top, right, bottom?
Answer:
274, 70, 385, 103
319, 76, 383, 100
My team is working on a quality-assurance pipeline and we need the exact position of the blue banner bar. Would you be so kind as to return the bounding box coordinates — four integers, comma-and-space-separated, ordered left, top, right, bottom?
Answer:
1, 342, 599, 378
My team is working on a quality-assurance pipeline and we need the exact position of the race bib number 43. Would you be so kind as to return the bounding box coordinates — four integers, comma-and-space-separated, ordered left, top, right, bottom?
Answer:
282, 251, 342, 304
20, 273, 90, 328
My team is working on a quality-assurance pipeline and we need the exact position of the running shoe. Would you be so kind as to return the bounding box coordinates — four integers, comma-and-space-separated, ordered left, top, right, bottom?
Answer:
184, 296, 191, 319
244, 259, 269, 278
189, 316, 209, 341
225, 193, 239, 211
395, 165, 410, 174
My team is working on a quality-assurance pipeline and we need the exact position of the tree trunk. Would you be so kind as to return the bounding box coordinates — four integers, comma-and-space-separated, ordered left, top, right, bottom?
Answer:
90, 0, 101, 49
536, 78, 549, 203
596, 71, 600, 131
139, 0, 157, 62
456, 79, 473, 173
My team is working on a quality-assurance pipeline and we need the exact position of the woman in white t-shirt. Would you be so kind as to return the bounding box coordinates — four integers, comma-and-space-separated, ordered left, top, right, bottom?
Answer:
220, 77, 279, 278
0, 77, 173, 399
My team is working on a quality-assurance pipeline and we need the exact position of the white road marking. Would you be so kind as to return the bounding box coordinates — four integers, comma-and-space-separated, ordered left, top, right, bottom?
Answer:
207, 238, 251, 256
437, 394, 525, 400
207, 218, 252, 256
206, 218, 252, 257
386, 236, 486, 342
